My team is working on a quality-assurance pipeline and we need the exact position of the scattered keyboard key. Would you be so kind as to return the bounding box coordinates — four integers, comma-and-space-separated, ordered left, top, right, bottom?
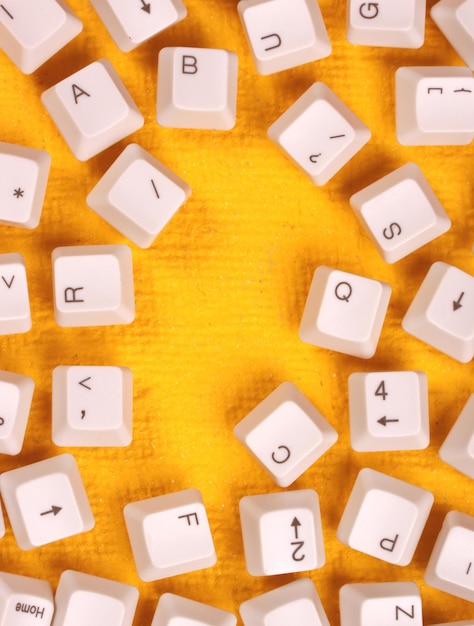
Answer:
237, 0, 331, 75
0, 369, 35, 455
0, 252, 31, 335
151, 593, 237, 626
336, 468, 434, 565
0, 570, 54, 625
0, 503, 4, 539
41, 59, 144, 161
239, 489, 325, 576
431, 0, 474, 70
439, 394, 474, 478
349, 162, 451, 263
51, 244, 135, 327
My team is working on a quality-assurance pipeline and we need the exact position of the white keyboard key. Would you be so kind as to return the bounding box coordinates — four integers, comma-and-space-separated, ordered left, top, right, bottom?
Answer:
339, 581, 422, 626
123, 488, 216, 581
346, 0, 425, 48
233, 381, 337, 487
349, 162, 451, 263
52, 570, 139, 626
52, 365, 133, 447
0, 142, 51, 229
0, 453, 94, 549
395, 66, 474, 145
86, 143, 191, 248
268, 82, 371, 185
0, 502, 4, 538
90, 0, 187, 52
0, 0, 82, 74
152, 593, 237, 626
0, 571, 54, 624
51, 244, 135, 327
298, 265, 391, 358
430, 623, 474, 626
439, 394, 474, 478
431, 0, 474, 70
239, 489, 325, 576
41, 59, 144, 161
0, 369, 35, 455
239, 578, 330, 626
156, 47, 238, 130
0, 252, 31, 335
348, 371, 429, 452
402, 261, 474, 363
237, 0, 331, 75
425, 510, 474, 602
336, 467, 434, 565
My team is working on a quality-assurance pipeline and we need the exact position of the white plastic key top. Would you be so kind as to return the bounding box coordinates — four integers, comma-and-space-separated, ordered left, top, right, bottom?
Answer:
90, 0, 187, 52
0, 252, 31, 335
86, 143, 191, 248
234, 381, 338, 487
239, 489, 325, 576
298, 265, 391, 358
0, 453, 94, 549
0, 0, 82, 74
395, 66, 474, 145
151, 593, 237, 626
439, 395, 474, 478
336, 468, 434, 565
349, 162, 451, 263
0, 571, 54, 625
51, 244, 135, 327
123, 488, 216, 581
237, 0, 331, 75
402, 261, 474, 363
41, 59, 144, 161
53, 570, 139, 626
268, 82, 371, 186
0, 369, 34, 455
431, 0, 474, 70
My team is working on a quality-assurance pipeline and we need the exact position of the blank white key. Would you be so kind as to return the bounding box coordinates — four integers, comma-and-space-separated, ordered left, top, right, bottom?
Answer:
0, 0, 82, 74
336, 468, 434, 565
395, 66, 474, 145
0, 453, 94, 550
0, 571, 54, 624
0, 253, 31, 335
52, 365, 133, 447
234, 381, 338, 487
339, 582, 423, 626
237, 0, 331, 75
268, 82, 371, 186
0, 369, 35, 455
90, 0, 187, 52
402, 261, 474, 363
151, 593, 237, 626
431, 0, 474, 70
156, 47, 238, 130
298, 265, 391, 358
53, 570, 139, 626
52, 244, 135, 327
123, 488, 216, 582
439, 394, 474, 478
350, 162, 451, 263
348, 371, 429, 452
425, 510, 474, 602
0, 142, 51, 229
239, 578, 330, 626
41, 59, 144, 161
239, 489, 325, 576
86, 143, 191, 248
346, 0, 425, 48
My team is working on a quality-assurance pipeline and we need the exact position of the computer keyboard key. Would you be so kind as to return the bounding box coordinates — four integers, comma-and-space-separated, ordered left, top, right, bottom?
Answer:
86, 143, 191, 248
0, 453, 95, 550
0, 369, 35, 455
349, 162, 451, 263
90, 0, 187, 52
239, 578, 330, 626
336, 467, 434, 565
0, 571, 54, 624
41, 59, 144, 161
439, 394, 474, 478
234, 381, 338, 487
156, 47, 238, 130
52, 365, 133, 447
298, 265, 391, 358
239, 489, 325, 576
0, 252, 31, 335
431, 0, 474, 70
51, 244, 135, 327
395, 66, 474, 145
53, 570, 139, 626
151, 593, 237, 626
0, 0, 82, 74
237, 0, 331, 75
402, 261, 474, 363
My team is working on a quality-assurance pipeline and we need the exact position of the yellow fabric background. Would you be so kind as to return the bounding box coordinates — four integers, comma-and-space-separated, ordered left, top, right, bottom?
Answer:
0, 0, 473, 623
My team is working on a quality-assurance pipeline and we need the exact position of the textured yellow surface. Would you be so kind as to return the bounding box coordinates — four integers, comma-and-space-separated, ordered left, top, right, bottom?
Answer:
0, 0, 473, 624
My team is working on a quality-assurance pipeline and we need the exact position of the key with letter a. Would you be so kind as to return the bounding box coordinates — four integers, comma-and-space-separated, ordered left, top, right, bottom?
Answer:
0, 252, 31, 335
0, 571, 54, 625
431, 0, 474, 70
151, 593, 237, 626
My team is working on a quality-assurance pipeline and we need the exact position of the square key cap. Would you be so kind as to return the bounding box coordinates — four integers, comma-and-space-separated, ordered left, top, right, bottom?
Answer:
431, 0, 474, 70
0, 571, 54, 624
151, 593, 237, 626
439, 394, 474, 478
0, 369, 35, 455
0, 252, 31, 335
